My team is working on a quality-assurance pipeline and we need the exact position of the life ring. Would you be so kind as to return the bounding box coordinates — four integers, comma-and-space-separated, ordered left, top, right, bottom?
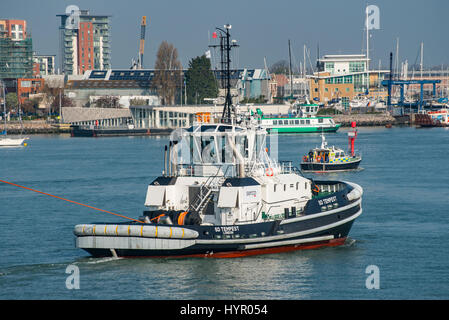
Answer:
265, 168, 274, 176
312, 185, 320, 194
316, 156, 321, 162
302, 156, 308, 162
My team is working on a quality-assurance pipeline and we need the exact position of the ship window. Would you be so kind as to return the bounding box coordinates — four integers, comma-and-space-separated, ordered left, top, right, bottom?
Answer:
284, 184, 286, 191
305, 182, 308, 189
273, 120, 278, 125
306, 120, 310, 124
318, 118, 323, 123
217, 188, 239, 208
144, 186, 166, 206
300, 120, 305, 124
274, 184, 277, 192
295, 120, 299, 124
296, 182, 299, 190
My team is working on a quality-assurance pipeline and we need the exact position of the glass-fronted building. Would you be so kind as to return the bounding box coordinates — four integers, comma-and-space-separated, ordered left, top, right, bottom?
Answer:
57, 9, 111, 75
309, 54, 390, 105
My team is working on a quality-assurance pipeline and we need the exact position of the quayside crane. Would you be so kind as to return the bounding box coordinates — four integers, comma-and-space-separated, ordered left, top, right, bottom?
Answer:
139, 16, 146, 69
130, 16, 147, 69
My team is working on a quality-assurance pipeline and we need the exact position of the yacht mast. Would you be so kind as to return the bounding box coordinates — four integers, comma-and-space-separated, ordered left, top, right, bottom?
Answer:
303, 44, 306, 78
288, 39, 293, 98
365, 7, 370, 95
420, 41, 424, 79
2, 81, 6, 135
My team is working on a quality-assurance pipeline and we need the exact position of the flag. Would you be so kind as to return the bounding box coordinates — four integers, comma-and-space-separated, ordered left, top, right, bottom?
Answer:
205, 50, 211, 59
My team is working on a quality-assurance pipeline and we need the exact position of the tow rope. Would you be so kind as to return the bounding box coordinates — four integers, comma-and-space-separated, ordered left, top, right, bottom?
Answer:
0, 179, 143, 223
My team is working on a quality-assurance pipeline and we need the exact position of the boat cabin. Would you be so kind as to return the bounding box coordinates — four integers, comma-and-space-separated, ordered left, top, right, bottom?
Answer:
306, 146, 350, 164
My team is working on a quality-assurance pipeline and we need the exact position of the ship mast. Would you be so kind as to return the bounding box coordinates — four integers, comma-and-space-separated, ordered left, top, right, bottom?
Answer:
209, 24, 239, 124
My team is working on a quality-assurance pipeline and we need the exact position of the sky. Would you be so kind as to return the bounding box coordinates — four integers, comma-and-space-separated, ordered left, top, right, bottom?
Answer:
3, 0, 449, 71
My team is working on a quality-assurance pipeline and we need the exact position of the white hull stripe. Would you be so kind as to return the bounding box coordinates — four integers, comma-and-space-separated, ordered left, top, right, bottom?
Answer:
195, 208, 362, 245
243, 235, 334, 250
280, 198, 361, 225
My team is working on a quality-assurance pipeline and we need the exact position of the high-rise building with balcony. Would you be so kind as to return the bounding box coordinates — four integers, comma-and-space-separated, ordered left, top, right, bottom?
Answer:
33, 53, 56, 76
0, 19, 33, 80
57, 9, 111, 75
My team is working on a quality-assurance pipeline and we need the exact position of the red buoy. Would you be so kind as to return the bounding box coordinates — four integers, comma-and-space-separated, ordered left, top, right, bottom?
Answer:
348, 122, 357, 157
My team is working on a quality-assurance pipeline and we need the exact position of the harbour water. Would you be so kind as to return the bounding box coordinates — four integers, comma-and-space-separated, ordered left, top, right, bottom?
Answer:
0, 126, 448, 300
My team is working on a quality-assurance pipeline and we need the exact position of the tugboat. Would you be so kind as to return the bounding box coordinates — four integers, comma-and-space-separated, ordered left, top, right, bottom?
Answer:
300, 122, 362, 172
73, 26, 363, 258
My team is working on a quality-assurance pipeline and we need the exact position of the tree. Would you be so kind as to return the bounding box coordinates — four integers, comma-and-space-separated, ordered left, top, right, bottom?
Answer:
5, 92, 18, 113
49, 93, 73, 113
185, 55, 218, 105
269, 60, 289, 75
93, 96, 119, 108
153, 41, 182, 105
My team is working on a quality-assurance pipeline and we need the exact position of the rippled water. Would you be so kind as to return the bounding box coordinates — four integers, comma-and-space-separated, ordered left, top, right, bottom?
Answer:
1, 127, 448, 299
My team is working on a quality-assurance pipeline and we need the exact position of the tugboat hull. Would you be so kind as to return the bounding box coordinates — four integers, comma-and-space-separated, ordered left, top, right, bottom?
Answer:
75, 182, 362, 258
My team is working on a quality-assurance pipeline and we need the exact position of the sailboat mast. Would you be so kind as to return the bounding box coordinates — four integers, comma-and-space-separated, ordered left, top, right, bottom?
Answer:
420, 42, 424, 79
365, 7, 370, 95
2, 81, 6, 135
288, 39, 293, 98
395, 38, 400, 80
303, 44, 306, 78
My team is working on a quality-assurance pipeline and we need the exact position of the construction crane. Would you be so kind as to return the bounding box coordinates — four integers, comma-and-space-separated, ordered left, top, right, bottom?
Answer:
130, 16, 147, 70
138, 16, 146, 69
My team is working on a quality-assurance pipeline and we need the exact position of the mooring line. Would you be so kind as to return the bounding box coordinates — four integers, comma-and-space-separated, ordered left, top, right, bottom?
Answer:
0, 179, 143, 224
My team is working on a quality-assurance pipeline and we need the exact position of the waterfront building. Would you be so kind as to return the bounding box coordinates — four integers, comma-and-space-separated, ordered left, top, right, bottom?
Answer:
62, 107, 133, 127
62, 103, 290, 129
57, 9, 111, 75
0, 19, 33, 79
33, 54, 56, 76
64, 79, 160, 108
237, 69, 271, 101
129, 104, 290, 130
17, 78, 45, 104
69, 68, 269, 107
214, 69, 271, 103
308, 54, 390, 107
